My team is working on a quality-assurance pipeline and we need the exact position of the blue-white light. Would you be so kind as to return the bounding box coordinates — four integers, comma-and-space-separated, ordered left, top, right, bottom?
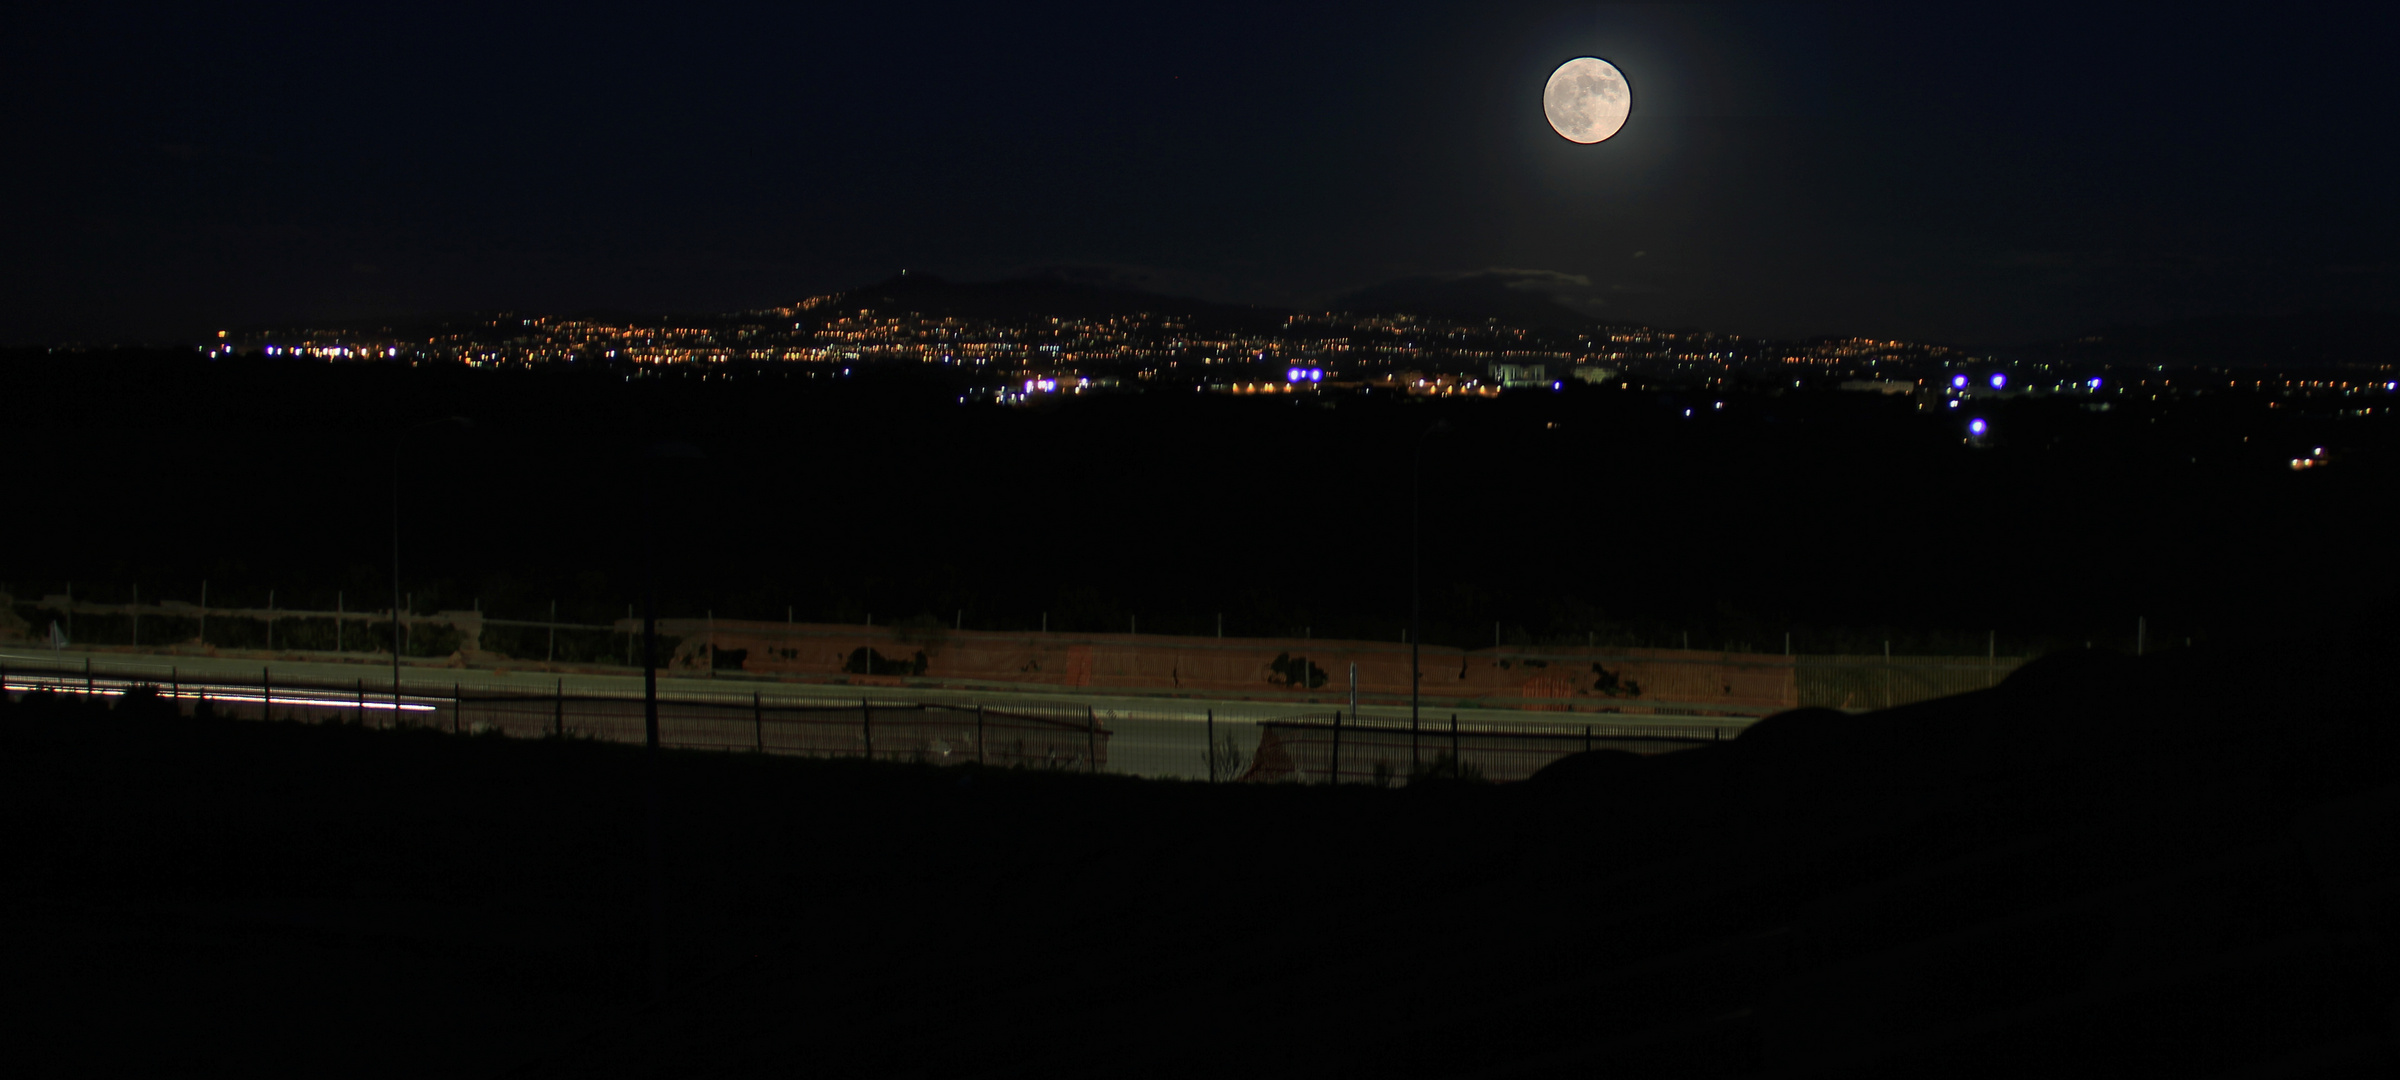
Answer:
1989, 372, 2007, 390
2088, 377, 2102, 389
1968, 418, 1988, 436
1951, 374, 1968, 389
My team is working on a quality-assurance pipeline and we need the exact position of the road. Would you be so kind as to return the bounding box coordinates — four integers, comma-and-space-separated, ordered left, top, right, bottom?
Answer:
0, 646, 1758, 780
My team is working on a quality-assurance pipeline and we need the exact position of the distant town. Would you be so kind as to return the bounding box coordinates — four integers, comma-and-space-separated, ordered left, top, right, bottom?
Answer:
175, 275, 2398, 413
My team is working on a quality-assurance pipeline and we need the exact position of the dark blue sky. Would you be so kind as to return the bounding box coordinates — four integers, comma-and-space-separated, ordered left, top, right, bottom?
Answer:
5, 1, 2392, 346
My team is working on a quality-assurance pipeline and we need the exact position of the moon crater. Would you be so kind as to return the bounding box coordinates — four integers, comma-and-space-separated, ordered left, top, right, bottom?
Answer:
1544, 57, 1630, 144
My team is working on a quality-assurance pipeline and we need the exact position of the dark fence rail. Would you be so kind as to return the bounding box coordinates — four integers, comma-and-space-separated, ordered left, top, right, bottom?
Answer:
6, 591, 2028, 714
0, 657, 1115, 774
1243, 717, 1725, 785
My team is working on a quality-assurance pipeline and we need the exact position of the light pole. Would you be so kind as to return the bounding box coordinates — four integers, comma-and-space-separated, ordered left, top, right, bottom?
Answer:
1411, 420, 1450, 747
392, 417, 471, 720
640, 439, 704, 1001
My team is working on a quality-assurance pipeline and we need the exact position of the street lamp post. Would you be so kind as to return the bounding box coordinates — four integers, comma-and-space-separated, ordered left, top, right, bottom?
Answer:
1411, 420, 1449, 759
639, 440, 704, 1001
392, 418, 471, 720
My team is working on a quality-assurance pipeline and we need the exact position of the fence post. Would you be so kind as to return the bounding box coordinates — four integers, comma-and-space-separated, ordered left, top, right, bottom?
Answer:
1450, 713, 1460, 777
1411, 706, 1420, 774
1584, 725, 1592, 753
171, 666, 178, 707
85, 658, 93, 695
1328, 709, 1344, 785
1206, 708, 1216, 783
753, 691, 763, 752
862, 698, 873, 760
453, 683, 461, 735
357, 677, 365, 722
555, 679, 565, 738
976, 705, 986, 766
1086, 706, 1098, 774
1882, 640, 1893, 709
261, 666, 270, 722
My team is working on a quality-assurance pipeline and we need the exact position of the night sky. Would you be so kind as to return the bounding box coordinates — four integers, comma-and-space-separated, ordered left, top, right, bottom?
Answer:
6, 2, 2392, 347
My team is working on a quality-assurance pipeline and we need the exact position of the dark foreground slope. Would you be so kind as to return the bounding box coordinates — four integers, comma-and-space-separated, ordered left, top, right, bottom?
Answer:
5, 624, 2397, 1077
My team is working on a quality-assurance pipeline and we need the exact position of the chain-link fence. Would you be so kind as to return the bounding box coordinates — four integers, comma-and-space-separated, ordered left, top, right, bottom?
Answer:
1796, 654, 2021, 710
0, 655, 1751, 784
1242, 718, 1726, 784
6, 592, 2030, 717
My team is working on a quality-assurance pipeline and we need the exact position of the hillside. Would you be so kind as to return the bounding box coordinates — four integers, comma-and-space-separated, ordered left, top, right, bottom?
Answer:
7, 621, 2395, 1076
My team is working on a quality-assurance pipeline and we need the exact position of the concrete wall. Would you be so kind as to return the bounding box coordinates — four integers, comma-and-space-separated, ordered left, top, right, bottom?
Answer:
670, 618, 1798, 717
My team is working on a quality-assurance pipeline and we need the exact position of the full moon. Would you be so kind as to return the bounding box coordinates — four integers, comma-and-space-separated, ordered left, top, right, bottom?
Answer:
1544, 57, 1631, 144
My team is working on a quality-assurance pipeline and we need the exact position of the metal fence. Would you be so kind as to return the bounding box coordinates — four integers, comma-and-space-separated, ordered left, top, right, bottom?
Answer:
0, 655, 1740, 783
1242, 718, 1727, 785
0, 657, 1114, 773
6, 592, 2029, 716
1795, 654, 2022, 711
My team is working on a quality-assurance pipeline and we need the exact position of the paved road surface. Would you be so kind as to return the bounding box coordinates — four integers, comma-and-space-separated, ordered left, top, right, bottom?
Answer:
1, 647, 1757, 780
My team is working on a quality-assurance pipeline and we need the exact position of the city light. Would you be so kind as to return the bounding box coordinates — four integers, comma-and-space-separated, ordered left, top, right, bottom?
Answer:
1989, 372, 2006, 390
1951, 374, 1968, 389
1968, 418, 1987, 436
